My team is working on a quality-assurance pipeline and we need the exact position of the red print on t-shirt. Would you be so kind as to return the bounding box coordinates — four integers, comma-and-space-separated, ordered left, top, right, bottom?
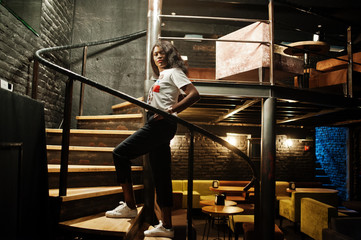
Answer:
153, 84, 160, 92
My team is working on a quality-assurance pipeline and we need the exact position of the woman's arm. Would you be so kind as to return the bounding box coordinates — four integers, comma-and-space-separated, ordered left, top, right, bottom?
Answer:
168, 83, 200, 114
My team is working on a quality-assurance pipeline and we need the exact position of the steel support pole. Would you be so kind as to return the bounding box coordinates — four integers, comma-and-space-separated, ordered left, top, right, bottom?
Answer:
260, 97, 276, 240
144, 0, 162, 224
268, 0, 274, 85
145, 0, 162, 86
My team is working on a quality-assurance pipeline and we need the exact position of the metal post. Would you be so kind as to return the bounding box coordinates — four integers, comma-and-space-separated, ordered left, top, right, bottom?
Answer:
144, 0, 163, 224
145, 0, 162, 86
260, 97, 276, 240
78, 46, 88, 116
187, 130, 194, 240
347, 26, 353, 98
268, 0, 274, 85
59, 78, 74, 196
31, 60, 39, 99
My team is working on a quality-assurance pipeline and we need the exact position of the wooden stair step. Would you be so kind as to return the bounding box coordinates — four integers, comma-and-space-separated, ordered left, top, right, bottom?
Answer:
46, 129, 135, 147
49, 185, 144, 202
76, 113, 143, 120
59, 206, 143, 237
76, 114, 143, 130
46, 128, 135, 135
47, 164, 143, 189
46, 145, 143, 167
112, 97, 144, 115
47, 145, 114, 152
48, 164, 143, 173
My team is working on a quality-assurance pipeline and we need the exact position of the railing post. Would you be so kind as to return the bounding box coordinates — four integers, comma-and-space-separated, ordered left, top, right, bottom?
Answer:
31, 59, 39, 99
78, 46, 88, 116
59, 78, 74, 196
187, 130, 194, 240
347, 26, 353, 98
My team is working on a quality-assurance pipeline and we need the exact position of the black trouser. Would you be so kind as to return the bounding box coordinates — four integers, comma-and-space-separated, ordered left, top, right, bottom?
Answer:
113, 112, 177, 207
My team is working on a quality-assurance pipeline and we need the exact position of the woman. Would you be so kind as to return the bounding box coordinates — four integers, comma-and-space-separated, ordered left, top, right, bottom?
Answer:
105, 40, 200, 238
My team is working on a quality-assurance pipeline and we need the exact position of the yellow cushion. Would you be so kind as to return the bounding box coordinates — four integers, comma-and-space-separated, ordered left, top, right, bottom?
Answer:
172, 180, 184, 192
228, 215, 255, 233
279, 191, 338, 223
193, 180, 214, 196
279, 198, 294, 222
182, 191, 200, 208
300, 198, 337, 240
200, 195, 216, 201
275, 181, 290, 197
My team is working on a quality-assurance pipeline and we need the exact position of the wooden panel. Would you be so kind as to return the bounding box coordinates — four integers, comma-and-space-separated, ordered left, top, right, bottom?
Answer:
309, 68, 348, 88
188, 67, 215, 80
316, 52, 361, 72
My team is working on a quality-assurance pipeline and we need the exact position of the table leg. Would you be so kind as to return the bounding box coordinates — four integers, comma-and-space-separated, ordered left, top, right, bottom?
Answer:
202, 214, 213, 240
303, 52, 310, 88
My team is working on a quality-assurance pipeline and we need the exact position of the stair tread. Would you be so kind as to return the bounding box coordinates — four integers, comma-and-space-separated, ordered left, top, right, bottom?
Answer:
46, 128, 135, 135
111, 97, 144, 110
143, 223, 172, 240
59, 206, 143, 236
50, 185, 144, 201
48, 164, 143, 172
76, 113, 143, 120
47, 145, 114, 152
144, 235, 171, 239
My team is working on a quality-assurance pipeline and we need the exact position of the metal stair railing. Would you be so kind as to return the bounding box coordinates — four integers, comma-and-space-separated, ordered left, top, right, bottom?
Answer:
33, 30, 259, 240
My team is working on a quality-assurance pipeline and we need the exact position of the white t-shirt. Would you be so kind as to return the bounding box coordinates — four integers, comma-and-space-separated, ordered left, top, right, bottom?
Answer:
147, 68, 191, 114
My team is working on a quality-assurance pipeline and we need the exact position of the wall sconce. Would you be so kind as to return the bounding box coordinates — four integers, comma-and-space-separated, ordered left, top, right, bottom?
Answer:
226, 133, 240, 146
285, 139, 293, 148
170, 136, 180, 147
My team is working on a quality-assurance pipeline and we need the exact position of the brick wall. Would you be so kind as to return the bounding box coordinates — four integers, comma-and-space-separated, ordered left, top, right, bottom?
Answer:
171, 133, 315, 181
276, 135, 315, 181
316, 126, 348, 200
0, 0, 74, 128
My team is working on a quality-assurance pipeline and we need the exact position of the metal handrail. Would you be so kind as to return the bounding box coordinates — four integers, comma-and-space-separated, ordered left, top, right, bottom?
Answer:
159, 14, 269, 23
159, 36, 270, 45
33, 30, 259, 237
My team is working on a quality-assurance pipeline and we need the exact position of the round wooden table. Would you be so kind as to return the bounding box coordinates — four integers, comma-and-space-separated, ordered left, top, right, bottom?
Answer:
283, 40, 330, 88
286, 187, 338, 193
202, 205, 244, 216
209, 186, 254, 194
202, 206, 244, 240
200, 199, 237, 206
283, 40, 330, 57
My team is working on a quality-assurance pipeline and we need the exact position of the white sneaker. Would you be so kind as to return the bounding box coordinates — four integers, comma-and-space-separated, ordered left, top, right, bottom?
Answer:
105, 201, 137, 218
144, 220, 174, 238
